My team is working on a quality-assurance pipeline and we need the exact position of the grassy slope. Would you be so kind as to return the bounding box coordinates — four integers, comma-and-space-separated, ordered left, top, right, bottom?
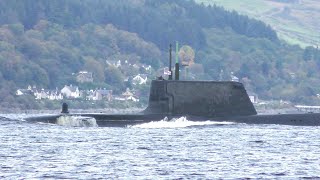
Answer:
196, 0, 320, 48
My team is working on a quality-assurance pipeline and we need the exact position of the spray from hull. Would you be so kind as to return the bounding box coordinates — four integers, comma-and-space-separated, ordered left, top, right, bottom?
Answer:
56, 116, 98, 127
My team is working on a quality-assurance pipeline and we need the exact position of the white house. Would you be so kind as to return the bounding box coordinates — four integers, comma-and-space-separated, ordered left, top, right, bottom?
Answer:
16, 85, 34, 96
249, 94, 258, 104
76, 71, 93, 83
142, 65, 152, 72
61, 85, 80, 99
126, 95, 139, 102
121, 88, 139, 102
34, 89, 48, 100
48, 91, 63, 100
16, 89, 26, 96
132, 74, 148, 85
85, 90, 95, 101
230, 72, 239, 82
114, 96, 126, 101
106, 60, 121, 68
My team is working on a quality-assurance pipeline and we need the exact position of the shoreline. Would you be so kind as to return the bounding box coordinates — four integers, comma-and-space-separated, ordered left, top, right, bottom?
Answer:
0, 107, 145, 115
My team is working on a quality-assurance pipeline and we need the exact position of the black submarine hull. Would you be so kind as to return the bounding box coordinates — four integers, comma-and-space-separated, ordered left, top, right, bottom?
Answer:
24, 80, 320, 126
224, 113, 320, 126
24, 112, 320, 127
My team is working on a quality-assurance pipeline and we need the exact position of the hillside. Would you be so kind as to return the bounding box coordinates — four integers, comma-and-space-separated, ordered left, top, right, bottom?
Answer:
0, 0, 320, 109
196, 0, 320, 47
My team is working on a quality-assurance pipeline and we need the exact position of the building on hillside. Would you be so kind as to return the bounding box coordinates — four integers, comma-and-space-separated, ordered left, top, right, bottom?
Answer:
114, 96, 126, 101
142, 65, 152, 72
295, 105, 320, 113
48, 91, 63, 100
61, 85, 80, 99
29, 85, 39, 94
16, 89, 33, 96
16, 85, 37, 96
107, 60, 121, 67
126, 95, 139, 102
34, 89, 48, 100
115, 88, 139, 102
76, 71, 93, 83
230, 72, 239, 82
94, 89, 113, 101
132, 74, 148, 85
16, 85, 63, 100
122, 88, 139, 102
85, 90, 95, 101
85, 89, 113, 101
34, 88, 63, 100
248, 93, 259, 104
122, 88, 133, 98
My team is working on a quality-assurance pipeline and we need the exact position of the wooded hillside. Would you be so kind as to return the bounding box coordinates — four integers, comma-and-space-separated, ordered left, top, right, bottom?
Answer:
197, 0, 320, 47
0, 0, 319, 109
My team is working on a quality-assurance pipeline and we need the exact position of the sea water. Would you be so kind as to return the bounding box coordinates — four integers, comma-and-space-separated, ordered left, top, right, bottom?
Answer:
0, 114, 320, 179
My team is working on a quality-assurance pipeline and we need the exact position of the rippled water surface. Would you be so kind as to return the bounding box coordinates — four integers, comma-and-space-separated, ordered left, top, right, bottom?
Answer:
1, 115, 320, 179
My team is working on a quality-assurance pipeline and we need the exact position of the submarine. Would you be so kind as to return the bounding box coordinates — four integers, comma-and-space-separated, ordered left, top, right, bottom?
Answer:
25, 44, 320, 127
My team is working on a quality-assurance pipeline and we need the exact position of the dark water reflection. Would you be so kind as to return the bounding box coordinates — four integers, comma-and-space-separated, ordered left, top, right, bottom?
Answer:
0, 116, 320, 179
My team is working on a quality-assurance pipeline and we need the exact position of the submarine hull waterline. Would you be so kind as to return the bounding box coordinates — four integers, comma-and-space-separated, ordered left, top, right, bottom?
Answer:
24, 80, 320, 127
24, 113, 320, 127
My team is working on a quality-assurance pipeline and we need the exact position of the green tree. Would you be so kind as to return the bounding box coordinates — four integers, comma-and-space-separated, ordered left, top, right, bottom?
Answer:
104, 66, 124, 90
83, 57, 105, 82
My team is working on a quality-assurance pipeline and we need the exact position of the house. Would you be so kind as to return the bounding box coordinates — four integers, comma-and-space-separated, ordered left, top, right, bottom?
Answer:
230, 72, 239, 82
85, 90, 95, 101
85, 89, 113, 101
61, 85, 80, 99
76, 71, 93, 83
126, 95, 139, 102
35, 89, 63, 100
163, 67, 171, 76
94, 89, 113, 101
30, 85, 38, 94
248, 93, 259, 104
16, 89, 23, 96
142, 65, 152, 72
114, 96, 126, 101
34, 89, 48, 100
122, 88, 133, 98
16, 85, 35, 96
132, 74, 148, 85
106, 60, 121, 67
132, 64, 139, 69
16, 89, 32, 96
121, 88, 139, 102
16, 85, 64, 100
48, 91, 63, 100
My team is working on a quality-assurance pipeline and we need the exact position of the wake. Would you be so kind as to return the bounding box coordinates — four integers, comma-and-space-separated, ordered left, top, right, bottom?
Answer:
56, 116, 98, 127
129, 116, 235, 129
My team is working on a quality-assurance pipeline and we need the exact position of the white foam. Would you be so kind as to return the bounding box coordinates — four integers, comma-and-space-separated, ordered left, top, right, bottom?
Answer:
56, 116, 98, 127
129, 116, 235, 129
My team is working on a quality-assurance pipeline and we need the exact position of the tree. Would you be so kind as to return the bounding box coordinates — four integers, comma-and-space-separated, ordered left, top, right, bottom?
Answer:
104, 66, 124, 90
179, 45, 195, 66
83, 57, 105, 82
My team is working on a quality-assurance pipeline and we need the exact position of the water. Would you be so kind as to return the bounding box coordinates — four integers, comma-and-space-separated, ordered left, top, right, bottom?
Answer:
1, 115, 320, 179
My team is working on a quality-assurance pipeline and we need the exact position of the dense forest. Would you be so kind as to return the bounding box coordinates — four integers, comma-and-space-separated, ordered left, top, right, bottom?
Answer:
0, 0, 320, 109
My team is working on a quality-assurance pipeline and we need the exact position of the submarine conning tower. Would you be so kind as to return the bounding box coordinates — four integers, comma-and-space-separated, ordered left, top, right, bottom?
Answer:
143, 80, 257, 118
